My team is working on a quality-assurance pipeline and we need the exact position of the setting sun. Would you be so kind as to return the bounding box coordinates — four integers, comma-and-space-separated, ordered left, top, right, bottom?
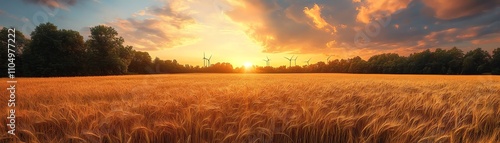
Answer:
244, 62, 253, 68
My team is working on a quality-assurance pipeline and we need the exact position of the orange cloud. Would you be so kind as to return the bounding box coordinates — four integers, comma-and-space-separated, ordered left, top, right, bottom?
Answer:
417, 26, 488, 48
355, 0, 412, 23
456, 26, 481, 39
471, 34, 500, 45
223, 0, 499, 56
304, 4, 336, 33
22, 0, 80, 10
422, 0, 499, 20
417, 28, 458, 47
424, 28, 457, 40
225, 1, 339, 54
105, 2, 197, 51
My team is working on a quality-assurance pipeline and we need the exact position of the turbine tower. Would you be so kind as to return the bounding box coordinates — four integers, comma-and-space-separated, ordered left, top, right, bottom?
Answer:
203, 52, 208, 67
327, 55, 332, 62
284, 55, 294, 67
263, 56, 270, 66
207, 55, 212, 67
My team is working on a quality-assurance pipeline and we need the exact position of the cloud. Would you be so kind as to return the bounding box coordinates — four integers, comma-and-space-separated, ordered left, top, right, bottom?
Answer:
105, 1, 197, 51
224, 0, 500, 55
22, 0, 81, 9
417, 28, 459, 47
422, 0, 500, 20
415, 20, 500, 48
303, 4, 336, 33
225, 0, 353, 54
0, 9, 31, 23
355, 0, 413, 24
471, 33, 500, 45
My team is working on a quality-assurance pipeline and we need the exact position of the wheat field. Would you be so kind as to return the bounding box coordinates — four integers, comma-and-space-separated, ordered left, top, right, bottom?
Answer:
1, 74, 499, 142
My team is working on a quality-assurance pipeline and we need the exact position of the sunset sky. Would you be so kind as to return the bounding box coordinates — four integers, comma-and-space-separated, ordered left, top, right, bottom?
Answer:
1, 0, 499, 67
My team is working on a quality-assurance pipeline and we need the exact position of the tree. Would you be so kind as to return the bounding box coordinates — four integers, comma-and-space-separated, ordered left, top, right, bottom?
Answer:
0, 27, 29, 77
23, 23, 86, 76
128, 50, 152, 74
427, 48, 448, 74
347, 56, 367, 73
86, 25, 133, 75
367, 53, 404, 73
23, 23, 59, 76
153, 57, 163, 73
491, 48, 500, 75
446, 47, 464, 74
58, 29, 87, 75
461, 48, 491, 74
407, 49, 432, 74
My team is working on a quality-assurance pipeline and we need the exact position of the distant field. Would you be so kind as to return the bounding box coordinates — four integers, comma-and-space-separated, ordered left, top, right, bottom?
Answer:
1, 74, 499, 142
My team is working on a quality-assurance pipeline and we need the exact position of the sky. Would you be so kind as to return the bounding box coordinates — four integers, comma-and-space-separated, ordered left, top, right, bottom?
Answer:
1, 0, 499, 67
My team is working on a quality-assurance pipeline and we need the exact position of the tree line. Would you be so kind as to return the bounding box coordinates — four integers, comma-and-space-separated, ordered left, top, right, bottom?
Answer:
1, 22, 499, 77
252, 47, 500, 75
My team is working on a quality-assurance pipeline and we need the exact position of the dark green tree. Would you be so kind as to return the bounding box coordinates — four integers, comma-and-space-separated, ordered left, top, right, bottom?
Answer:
367, 53, 405, 73
23, 23, 86, 76
152, 57, 163, 73
461, 48, 491, 74
23, 23, 59, 76
491, 48, 500, 75
58, 29, 87, 75
128, 50, 152, 74
86, 25, 133, 75
347, 56, 367, 73
446, 47, 464, 74
427, 48, 448, 74
407, 49, 432, 74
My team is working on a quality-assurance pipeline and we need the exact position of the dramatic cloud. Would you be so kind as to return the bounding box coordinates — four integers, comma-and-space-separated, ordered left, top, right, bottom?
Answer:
22, 0, 81, 9
225, 1, 348, 54
355, 0, 412, 24
422, 0, 500, 20
471, 33, 500, 45
225, 0, 500, 55
105, 1, 197, 51
418, 28, 460, 47
304, 4, 336, 33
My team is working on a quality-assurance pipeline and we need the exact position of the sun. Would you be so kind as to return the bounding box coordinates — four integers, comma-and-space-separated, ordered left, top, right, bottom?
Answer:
244, 62, 253, 68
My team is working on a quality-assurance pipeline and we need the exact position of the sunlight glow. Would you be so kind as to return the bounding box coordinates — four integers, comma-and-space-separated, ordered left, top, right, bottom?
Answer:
244, 62, 253, 68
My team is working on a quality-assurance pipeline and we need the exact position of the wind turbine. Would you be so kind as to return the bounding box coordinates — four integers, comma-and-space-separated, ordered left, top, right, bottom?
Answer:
203, 52, 208, 67
284, 55, 294, 67
305, 58, 311, 65
263, 56, 270, 66
293, 56, 298, 66
207, 55, 212, 67
327, 55, 332, 62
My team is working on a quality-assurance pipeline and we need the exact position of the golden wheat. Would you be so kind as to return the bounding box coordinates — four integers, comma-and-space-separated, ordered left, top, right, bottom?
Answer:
1, 74, 499, 142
